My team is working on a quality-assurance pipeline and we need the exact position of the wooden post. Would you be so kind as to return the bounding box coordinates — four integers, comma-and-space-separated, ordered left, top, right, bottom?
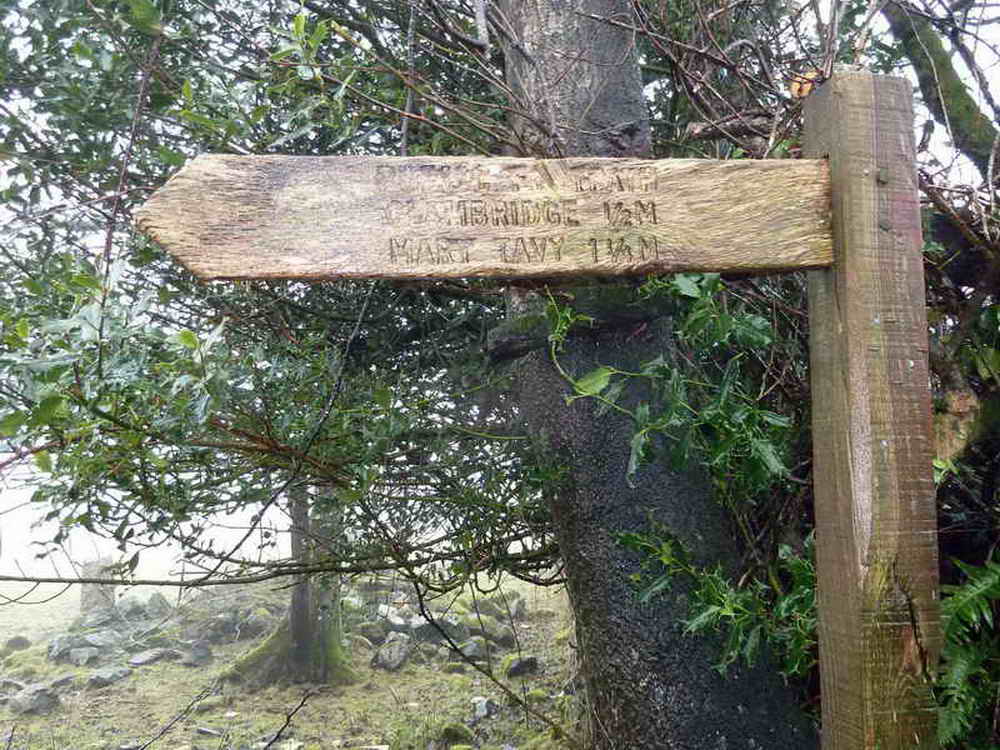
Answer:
805, 70, 940, 748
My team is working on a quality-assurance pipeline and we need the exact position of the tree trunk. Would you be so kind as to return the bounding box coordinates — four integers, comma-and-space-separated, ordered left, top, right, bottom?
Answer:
225, 490, 355, 687
496, 2, 817, 747
289, 488, 315, 677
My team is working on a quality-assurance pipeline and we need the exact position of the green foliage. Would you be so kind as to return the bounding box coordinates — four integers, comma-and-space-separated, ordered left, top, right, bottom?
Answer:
622, 529, 1000, 746
548, 274, 792, 497
619, 525, 817, 680
937, 557, 1000, 747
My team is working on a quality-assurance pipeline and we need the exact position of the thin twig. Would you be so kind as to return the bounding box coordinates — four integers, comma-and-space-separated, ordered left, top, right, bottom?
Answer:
262, 692, 312, 749
401, 0, 420, 156
95, 31, 162, 379
137, 682, 220, 750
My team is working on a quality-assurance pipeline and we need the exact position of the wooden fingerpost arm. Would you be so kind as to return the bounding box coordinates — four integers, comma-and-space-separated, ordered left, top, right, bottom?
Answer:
805, 70, 941, 748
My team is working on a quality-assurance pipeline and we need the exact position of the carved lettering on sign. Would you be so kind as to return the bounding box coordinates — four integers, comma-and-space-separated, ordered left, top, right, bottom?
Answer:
589, 236, 676, 263
603, 201, 658, 226
379, 165, 681, 270
389, 237, 472, 266
498, 236, 564, 264
574, 167, 657, 193
457, 199, 580, 228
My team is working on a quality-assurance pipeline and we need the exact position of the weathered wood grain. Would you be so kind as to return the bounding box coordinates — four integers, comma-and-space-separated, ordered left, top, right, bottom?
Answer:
136, 155, 832, 280
805, 71, 940, 749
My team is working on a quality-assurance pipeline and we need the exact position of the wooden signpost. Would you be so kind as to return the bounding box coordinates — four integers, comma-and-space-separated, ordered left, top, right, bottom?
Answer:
137, 154, 832, 280
137, 70, 940, 749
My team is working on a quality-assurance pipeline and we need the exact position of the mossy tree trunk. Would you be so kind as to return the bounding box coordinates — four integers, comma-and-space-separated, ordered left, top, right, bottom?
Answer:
226, 489, 355, 687
882, 3, 997, 181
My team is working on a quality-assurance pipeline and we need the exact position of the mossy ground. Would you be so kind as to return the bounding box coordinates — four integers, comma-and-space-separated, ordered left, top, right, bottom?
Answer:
0, 580, 575, 750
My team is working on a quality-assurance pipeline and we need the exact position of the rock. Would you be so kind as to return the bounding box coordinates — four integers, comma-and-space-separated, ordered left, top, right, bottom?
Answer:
88, 666, 132, 687
68, 647, 100, 666
4, 635, 31, 652
493, 625, 516, 648
8, 684, 59, 715
239, 609, 274, 639
341, 594, 365, 612
499, 590, 527, 618
463, 613, 515, 647
506, 655, 540, 677
346, 634, 373, 651
0, 678, 26, 695
128, 648, 168, 667
371, 633, 412, 671
251, 737, 303, 749
469, 695, 500, 722
146, 591, 173, 617
194, 695, 227, 714
453, 636, 489, 662
467, 598, 505, 620
354, 620, 388, 645
180, 640, 213, 667
377, 605, 410, 633
47, 633, 87, 662
409, 613, 471, 644
117, 594, 146, 618
385, 630, 408, 645
207, 612, 240, 642
49, 674, 76, 691
83, 628, 123, 649
77, 605, 117, 628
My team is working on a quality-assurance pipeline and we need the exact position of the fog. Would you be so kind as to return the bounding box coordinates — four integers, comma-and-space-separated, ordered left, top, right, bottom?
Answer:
0, 467, 291, 585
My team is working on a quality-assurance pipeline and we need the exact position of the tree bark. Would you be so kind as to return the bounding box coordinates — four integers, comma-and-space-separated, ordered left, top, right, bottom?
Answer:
289, 489, 317, 678
497, 2, 818, 747
225, 490, 355, 687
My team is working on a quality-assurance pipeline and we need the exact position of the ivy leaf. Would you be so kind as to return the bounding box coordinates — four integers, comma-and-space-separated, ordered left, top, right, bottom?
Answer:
575, 366, 613, 396
671, 274, 702, 298
175, 329, 199, 349
751, 439, 785, 477
626, 430, 649, 487
596, 378, 626, 416
761, 411, 790, 429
